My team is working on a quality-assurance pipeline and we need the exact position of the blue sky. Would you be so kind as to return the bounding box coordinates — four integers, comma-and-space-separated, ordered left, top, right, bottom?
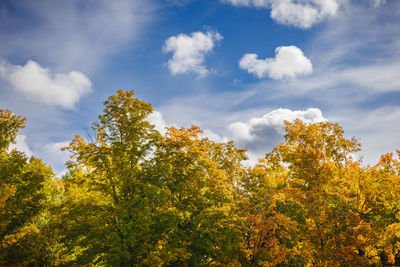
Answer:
0, 0, 399, 175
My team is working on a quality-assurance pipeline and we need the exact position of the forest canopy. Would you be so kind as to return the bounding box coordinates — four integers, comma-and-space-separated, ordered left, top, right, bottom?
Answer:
1, 90, 400, 266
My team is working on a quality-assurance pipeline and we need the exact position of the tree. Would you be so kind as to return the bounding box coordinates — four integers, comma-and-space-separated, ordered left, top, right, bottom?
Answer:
60, 90, 168, 265
3, 91, 400, 266
61, 90, 247, 266
237, 156, 307, 266
349, 152, 400, 265
265, 119, 371, 266
0, 109, 58, 265
151, 126, 246, 265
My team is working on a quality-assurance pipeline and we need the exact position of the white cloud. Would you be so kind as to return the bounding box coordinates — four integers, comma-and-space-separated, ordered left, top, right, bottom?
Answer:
199, 129, 229, 143
148, 110, 229, 142
154, 1, 399, 167
223, 0, 341, 29
147, 111, 170, 135
239, 46, 313, 80
269, 0, 340, 29
0, 60, 92, 109
42, 141, 71, 163
229, 108, 325, 142
163, 31, 223, 77
228, 108, 326, 164
152, 91, 330, 165
9, 135, 33, 157
265, 4, 400, 98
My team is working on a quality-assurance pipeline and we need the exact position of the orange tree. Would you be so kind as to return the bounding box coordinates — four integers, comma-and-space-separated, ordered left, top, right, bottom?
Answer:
264, 119, 372, 266
237, 155, 307, 266
352, 152, 400, 265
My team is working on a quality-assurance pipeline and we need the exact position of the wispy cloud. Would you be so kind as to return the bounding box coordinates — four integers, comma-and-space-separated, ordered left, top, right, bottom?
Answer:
153, 1, 399, 166
222, 0, 341, 29
265, 2, 400, 100
0, 0, 154, 73
222, 0, 389, 29
330, 105, 400, 165
0, 0, 156, 174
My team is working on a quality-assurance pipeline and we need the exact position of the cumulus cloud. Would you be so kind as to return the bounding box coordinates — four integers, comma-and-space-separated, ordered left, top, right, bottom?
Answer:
269, 0, 340, 29
0, 60, 92, 109
147, 111, 170, 135
163, 31, 223, 77
229, 108, 326, 153
9, 135, 33, 157
239, 46, 313, 80
223, 0, 341, 28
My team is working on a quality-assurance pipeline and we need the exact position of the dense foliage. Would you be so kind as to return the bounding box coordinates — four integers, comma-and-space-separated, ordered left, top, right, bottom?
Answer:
1, 90, 400, 266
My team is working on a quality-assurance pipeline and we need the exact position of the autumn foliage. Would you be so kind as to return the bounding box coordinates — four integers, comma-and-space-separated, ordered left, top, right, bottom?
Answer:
1, 90, 400, 266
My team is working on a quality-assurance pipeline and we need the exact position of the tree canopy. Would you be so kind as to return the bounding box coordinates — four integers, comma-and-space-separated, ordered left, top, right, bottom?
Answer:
1, 90, 400, 266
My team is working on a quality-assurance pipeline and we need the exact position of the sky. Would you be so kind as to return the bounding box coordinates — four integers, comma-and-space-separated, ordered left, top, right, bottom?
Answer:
0, 0, 399, 175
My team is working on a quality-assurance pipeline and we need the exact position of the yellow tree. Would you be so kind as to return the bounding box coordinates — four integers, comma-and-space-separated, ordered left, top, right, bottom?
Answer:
61, 90, 248, 265
150, 126, 246, 265
348, 152, 400, 265
60, 90, 171, 265
0, 109, 58, 265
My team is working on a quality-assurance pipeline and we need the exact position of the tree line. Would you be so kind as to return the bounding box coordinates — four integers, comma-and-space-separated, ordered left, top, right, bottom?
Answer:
1, 90, 400, 266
